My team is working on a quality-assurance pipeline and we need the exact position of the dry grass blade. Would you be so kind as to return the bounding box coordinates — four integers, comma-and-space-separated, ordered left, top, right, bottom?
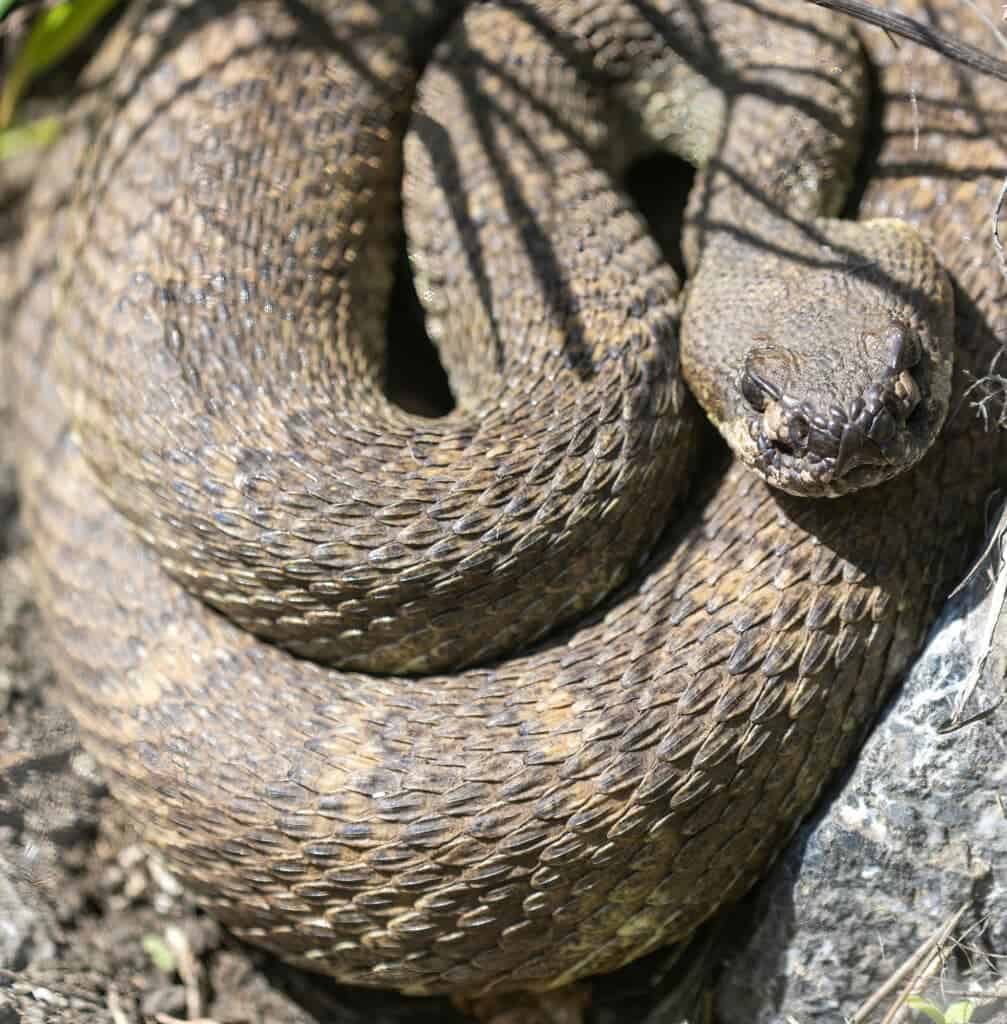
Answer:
805, 0, 1007, 81
850, 904, 970, 1023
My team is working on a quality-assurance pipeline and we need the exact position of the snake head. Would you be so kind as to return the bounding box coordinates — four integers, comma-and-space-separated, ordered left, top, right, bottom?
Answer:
738, 320, 934, 495
682, 219, 955, 498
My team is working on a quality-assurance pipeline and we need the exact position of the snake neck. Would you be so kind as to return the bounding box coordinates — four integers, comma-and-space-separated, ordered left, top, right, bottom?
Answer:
652, 18, 954, 498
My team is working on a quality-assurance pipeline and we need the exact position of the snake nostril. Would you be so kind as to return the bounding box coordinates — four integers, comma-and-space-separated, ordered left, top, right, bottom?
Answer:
788, 414, 810, 450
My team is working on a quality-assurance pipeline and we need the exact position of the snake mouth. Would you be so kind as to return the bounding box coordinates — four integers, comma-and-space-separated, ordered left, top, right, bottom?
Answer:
736, 320, 934, 497
743, 369, 925, 497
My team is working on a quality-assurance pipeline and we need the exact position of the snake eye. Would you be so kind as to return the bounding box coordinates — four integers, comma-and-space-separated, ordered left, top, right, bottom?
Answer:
886, 322, 921, 372
741, 355, 782, 413
789, 414, 810, 450
741, 369, 769, 412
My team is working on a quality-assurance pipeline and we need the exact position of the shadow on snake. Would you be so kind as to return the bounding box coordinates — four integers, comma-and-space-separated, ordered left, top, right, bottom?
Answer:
7, 0, 1007, 1019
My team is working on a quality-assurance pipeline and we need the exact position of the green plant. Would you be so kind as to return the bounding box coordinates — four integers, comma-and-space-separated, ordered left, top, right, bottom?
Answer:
0, 0, 122, 156
906, 995, 976, 1024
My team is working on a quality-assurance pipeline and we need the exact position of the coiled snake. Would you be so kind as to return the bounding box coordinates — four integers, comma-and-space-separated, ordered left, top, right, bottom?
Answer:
6, 0, 1007, 998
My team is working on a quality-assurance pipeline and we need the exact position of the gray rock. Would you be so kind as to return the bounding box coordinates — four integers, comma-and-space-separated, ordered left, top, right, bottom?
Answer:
717, 517, 1007, 1023
0, 856, 55, 970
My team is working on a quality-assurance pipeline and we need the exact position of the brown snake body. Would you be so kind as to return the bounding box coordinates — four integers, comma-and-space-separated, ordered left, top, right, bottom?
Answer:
6, 0, 1007, 998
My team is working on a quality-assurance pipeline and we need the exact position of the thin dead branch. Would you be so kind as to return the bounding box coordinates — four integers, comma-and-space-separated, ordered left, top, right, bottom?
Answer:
806, 0, 1007, 81
850, 904, 970, 1023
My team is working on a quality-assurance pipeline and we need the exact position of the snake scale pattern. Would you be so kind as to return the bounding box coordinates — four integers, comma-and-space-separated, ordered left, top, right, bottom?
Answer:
6, 0, 1007, 999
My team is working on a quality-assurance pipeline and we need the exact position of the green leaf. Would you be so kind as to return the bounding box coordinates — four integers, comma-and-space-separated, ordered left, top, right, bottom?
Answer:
0, 0, 23, 22
141, 933, 178, 973
0, 112, 60, 159
0, 0, 122, 126
905, 996, 947, 1024
944, 1001, 975, 1024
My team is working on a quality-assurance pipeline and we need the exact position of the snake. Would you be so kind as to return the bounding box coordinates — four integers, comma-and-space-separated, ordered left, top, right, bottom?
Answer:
5, 0, 1007, 1000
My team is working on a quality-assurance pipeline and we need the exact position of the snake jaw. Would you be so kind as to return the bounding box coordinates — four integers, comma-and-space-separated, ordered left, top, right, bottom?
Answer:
719, 300, 952, 498
745, 362, 927, 497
